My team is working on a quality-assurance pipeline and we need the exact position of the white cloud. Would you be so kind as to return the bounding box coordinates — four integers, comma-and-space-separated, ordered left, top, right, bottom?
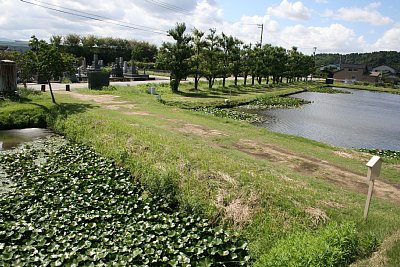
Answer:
0, 0, 399, 54
372, 24, 400, 51
267, 0, 311, 21
314, 0, 328, 3
324, 2, 393, 26
278, 24, 368, 54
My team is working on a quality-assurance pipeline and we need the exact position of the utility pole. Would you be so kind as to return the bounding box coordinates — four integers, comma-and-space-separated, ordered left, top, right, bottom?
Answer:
258, 24, 264, 47
312, 46, 317, 81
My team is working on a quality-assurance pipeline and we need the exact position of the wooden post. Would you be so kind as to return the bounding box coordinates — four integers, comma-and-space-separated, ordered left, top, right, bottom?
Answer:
364, 156, 382, 220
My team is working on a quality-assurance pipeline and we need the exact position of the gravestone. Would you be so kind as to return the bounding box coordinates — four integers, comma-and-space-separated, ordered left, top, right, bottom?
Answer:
111, 57, 124, 78
0, 60, 17, 95
87, 54, 109, 89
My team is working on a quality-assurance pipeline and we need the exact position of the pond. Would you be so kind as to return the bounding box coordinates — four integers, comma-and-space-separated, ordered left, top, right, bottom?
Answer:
254, 88, 400, 150
0, 128, 53, 151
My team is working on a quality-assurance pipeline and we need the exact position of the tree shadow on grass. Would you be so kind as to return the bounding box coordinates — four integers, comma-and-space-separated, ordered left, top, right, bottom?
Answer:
33, 102, 96, 128
52, 102, 96, 116
176, 90, 224, 99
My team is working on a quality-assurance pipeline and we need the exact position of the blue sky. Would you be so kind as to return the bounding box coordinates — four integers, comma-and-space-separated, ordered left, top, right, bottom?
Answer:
1, 0, 399, 54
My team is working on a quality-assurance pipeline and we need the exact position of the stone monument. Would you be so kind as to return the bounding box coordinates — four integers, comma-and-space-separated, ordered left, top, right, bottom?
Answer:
87, 54, 109, 89
0, 60, 17, 95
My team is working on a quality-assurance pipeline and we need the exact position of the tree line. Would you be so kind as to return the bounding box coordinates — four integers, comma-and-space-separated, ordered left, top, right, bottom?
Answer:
49, 34, 158, 65
315, 51, 400, 71
156, 23, 315, 92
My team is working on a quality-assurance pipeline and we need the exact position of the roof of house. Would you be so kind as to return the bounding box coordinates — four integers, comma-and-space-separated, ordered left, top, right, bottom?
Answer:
369, 72, 381, 77
372, 65, 397, 74
340, 63, 367, 69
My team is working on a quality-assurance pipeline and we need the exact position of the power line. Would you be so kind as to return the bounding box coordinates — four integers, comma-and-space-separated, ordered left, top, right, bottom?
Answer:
142, 0, 221, 23
33, 0, 164, 32
144, 0, 192, 15
20, 0, 168, 35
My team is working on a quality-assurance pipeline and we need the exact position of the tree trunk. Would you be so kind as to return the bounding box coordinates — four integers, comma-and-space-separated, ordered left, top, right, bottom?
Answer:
170, 79, 180, 93
266, 76, 269, 84
222, 77, 226, 88
258, 77, 262, 84
234, 75, 238, 85
243, 74, 248, 86
48, 81, 56, 104
208, 77, 212, 89
194, 74, 199, 91
251, 76, 255, 86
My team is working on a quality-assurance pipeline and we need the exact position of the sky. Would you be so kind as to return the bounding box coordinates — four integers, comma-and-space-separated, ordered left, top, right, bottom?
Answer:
1, 0, 399, 55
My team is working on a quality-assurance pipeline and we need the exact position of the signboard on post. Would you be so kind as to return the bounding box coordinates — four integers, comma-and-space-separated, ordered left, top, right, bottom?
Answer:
364, 156, 382, 220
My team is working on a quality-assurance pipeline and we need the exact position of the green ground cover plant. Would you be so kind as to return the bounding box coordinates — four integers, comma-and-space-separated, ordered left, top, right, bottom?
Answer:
358, 149, 400, 161
0, 137, 250, 266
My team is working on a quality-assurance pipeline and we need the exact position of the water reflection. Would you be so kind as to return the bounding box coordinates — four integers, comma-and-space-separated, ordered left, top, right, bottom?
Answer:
255, 88, 400, 150
0, 128, 53, 151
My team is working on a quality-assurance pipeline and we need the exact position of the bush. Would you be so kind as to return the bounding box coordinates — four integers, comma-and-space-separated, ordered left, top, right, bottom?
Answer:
256, 222, 377, 267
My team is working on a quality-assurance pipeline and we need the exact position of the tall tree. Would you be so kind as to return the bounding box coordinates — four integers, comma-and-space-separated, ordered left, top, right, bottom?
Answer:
241, 44, 252, 86
156, 23, 192, 92
230, 38, 243, 86
202, 28, 222, 89
190, 28, 206, 91
29, 36, 75, 104
219, 33, 233, 88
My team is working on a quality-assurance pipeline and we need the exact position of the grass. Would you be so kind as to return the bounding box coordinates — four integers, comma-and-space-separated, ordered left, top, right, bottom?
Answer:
328, 82, 400, 94
1, 81, 399, 265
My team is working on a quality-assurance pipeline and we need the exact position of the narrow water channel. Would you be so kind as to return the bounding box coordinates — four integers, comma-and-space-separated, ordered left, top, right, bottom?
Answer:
255, 88, 400, 150
0, 128, 53, 151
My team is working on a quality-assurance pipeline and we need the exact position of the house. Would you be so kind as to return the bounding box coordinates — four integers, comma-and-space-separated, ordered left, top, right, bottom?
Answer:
333, 64, 379, 83
371, 65, 399, 83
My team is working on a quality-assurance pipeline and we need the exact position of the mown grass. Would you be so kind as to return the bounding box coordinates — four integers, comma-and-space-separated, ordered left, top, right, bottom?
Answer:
1, 81, 399, 265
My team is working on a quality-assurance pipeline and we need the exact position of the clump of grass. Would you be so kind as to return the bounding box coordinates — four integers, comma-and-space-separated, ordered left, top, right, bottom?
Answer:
256, 222, 378, 267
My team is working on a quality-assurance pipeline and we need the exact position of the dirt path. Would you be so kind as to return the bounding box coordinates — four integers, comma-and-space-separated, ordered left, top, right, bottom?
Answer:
234, 139, 400, 204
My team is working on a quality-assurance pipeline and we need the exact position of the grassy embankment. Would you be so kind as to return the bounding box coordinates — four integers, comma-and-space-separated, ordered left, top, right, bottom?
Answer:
1, 81, 399, 265
328, 81, 400, 95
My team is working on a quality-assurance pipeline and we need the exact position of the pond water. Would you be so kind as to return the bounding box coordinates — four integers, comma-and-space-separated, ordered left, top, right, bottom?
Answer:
255, 88, 400, 150
0, 128, 53, 151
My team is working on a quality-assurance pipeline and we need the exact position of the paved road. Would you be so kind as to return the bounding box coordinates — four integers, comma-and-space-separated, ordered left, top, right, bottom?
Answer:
24, 76, 172, 91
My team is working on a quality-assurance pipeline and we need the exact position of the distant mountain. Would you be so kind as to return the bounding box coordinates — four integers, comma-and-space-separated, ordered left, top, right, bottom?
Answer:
0, 37, 14, 42
315, 51, 400, 72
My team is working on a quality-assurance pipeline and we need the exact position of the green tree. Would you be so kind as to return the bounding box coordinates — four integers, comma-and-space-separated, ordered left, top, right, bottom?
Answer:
219, 33, 233, 88
241, 44, 252, 86
156, 23, 192, 92
49, 35, 62, 47
29, 36, 75, 103
230, 37, 243, 86
202, 28, 222, 89
16, 51, 36, 88
270, 46, 288, 83
190, 28, 206, 91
